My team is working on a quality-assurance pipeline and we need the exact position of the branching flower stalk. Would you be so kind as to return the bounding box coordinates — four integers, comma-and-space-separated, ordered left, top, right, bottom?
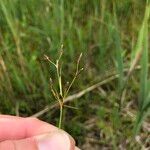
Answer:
44, 46, 83, 128
64, 53, 83, 97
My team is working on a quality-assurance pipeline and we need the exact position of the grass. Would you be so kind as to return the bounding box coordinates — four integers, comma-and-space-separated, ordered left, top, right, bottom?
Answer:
133, 0, 150, 135
44, 49, 83, 128
0, 0, 149, 149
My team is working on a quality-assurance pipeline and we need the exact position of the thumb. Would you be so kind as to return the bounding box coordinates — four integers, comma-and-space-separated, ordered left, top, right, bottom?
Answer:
0, 130, 77, 150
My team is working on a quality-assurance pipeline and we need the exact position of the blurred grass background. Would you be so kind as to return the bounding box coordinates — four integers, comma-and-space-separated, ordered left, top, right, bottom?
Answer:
0, 0, 149, 149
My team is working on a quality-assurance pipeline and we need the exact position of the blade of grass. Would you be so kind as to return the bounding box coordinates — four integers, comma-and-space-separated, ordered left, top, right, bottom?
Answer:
60, 0, 64, 43
0, 0, 27, 87
111, 2, 124, 111
133, 1, 150, 135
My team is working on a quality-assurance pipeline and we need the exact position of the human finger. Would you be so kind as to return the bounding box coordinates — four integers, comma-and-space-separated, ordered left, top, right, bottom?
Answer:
0, 116, 57, 141
0, 130, 75, 150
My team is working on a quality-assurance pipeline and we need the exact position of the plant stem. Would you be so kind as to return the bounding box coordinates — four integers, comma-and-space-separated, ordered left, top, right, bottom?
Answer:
56, 61, 63, 96
59, 104, 63, 128
60, 0, 64, 43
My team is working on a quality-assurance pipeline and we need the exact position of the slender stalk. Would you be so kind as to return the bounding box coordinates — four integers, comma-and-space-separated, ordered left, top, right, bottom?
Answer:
60, 0, 64, 43
64, 53, 83, 97
64, 74, 77, 98
56, 61, 63, 96
58, 104, 63, 128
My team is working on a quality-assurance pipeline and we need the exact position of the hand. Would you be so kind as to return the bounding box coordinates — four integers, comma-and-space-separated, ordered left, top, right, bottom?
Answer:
0, 115, 80, 150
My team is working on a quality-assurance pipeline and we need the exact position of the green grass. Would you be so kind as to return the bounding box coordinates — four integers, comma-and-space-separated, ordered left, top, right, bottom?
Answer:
133, 0, 150, 135
0, 0, 149, 149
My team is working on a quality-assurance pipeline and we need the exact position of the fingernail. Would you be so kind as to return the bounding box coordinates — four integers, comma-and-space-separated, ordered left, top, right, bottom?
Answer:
36, 131, 74, 150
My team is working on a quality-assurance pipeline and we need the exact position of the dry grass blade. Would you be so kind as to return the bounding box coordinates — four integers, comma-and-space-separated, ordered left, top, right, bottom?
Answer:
31, 74, 118, 118
127, 50, 143, 79
31, 64, 150, 118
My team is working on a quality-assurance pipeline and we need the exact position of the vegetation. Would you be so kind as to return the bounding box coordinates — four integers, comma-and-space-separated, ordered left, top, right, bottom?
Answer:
0, 0, 149, 149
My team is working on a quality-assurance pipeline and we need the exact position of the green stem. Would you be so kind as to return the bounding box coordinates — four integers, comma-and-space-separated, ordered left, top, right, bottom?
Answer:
60, 0, 64, 43
58, 105, 63, 128
56, 62, 63, 96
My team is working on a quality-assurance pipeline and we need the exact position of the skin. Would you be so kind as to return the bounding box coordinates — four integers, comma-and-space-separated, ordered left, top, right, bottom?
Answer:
0, 115, 80, 150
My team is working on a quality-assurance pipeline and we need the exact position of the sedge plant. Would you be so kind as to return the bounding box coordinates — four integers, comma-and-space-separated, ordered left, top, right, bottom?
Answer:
44, 45, 83, 128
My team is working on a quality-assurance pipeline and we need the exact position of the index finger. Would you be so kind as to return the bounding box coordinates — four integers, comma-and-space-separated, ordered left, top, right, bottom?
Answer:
0, 115, 58, 141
